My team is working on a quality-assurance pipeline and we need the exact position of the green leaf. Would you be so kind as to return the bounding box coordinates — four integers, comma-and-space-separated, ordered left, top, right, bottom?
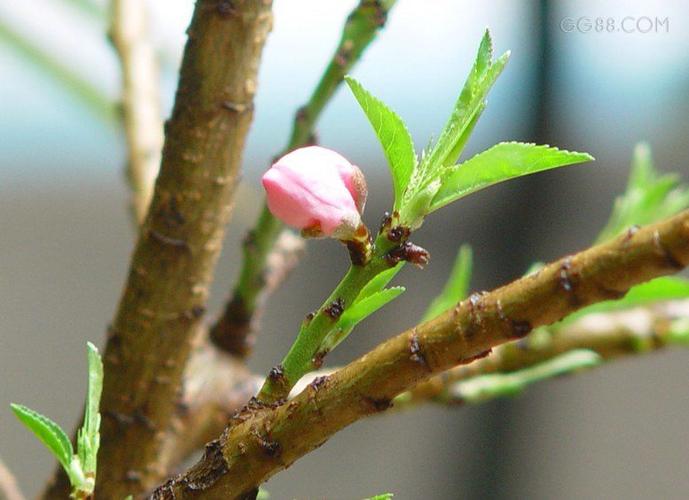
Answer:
452, 350, 601, 403
561, 276, 689, 325
422, 245, 473, 321
596, 142, 689, 243
77, 342, 103, 475
364, 494, 394, 500
346, 76, 417, 210
10, 404, 73, 472
338, 287, 405, 333
423, 30, 509, 172
430, 142, 593, 212
357, 262, 404, 301
323, 287, 405, 351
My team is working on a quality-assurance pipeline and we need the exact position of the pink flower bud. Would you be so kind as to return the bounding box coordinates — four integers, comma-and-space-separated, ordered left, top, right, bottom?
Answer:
262, 146, 368, 239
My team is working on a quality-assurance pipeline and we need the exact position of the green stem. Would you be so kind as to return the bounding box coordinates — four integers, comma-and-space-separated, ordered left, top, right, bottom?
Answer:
257, 233, 397, 402
210, 0, 398, 357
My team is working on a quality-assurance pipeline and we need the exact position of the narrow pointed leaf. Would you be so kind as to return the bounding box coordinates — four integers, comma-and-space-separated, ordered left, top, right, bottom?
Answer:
11, 404, 73, 471
596, 142, 689, 242
357, 262, 404, 300
452, 350, 601, 403
424, 30, 509, 170
562, 276, 689, 325
338, 287, 406, 332
324, 287, 406, 352
430, 142, 593, 212
346, 76, 416, 209
422, 245, 473, 321
77, 342, 103, 474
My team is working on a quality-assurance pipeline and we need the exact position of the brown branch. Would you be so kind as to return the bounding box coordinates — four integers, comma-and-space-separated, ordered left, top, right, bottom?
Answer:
150, 210, 689, 498
0, 456, 24, 500
402, 299, 689, 406
42, 2, 273, 498
138, 299, 689, 478
109, 0, 164, 224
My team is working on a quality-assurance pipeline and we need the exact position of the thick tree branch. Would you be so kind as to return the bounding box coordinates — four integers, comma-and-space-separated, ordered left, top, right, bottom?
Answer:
151, 210, 689, 498
401, 299, 689, 406
109, 0, 164, 224
43, 2, 273, 498
148, 299, 689, 477
210, 0, 397, 357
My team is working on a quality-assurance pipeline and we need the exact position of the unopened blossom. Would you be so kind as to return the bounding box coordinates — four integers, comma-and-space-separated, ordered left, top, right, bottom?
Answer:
262, 146, 367, 239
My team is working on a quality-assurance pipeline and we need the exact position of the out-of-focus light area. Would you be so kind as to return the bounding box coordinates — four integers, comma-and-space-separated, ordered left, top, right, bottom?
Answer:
2, 0, 689, 498
4, 0, 686, 186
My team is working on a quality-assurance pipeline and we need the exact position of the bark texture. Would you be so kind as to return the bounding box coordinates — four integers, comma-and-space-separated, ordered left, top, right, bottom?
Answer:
151, 210, 689, 498
43, 1, 273, 498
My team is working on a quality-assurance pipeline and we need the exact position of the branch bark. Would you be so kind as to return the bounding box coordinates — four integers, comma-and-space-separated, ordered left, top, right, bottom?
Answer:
401, 299, 689, 406
146, 299, 689, 477
209, 0, 397, 357
151, 210, 689, 498
109, 0, 164, 224
43, 2, 273, 498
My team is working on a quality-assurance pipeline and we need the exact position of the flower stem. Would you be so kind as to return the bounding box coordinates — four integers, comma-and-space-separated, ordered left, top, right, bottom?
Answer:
257, 233, 398, 403
210, 0, 398, 357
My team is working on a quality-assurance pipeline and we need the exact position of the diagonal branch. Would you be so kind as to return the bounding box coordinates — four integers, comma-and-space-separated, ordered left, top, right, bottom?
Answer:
43, 2, 274, 498
151, 210, 689, 498
109, 0, 164, 224
400, 299, 689, 406
209, 0, 397, 357
148, 299, 689, 477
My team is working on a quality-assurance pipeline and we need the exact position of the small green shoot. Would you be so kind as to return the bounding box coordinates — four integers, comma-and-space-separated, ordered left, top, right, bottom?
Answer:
11, 342, 103, 498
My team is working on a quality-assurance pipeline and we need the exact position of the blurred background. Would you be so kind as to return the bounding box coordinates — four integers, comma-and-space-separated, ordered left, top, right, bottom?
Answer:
2, 0, 689, 498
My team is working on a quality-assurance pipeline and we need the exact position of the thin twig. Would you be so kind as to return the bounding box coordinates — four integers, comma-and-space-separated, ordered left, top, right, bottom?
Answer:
151, 210, 689, 498
109, 0, 164, 224
210, 0, 398, 357
0, 456, 25, 500
42, 1, 274, 498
